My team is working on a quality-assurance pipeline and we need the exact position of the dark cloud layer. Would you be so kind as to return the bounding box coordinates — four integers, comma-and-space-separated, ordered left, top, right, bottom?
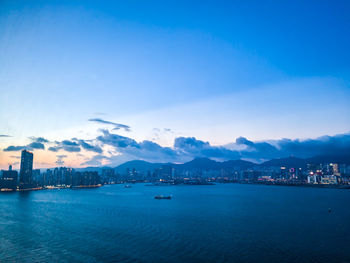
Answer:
89, 118, 131, 132
97, 130, 139, 148
92, 131, 350, 165
174, 137, 240, 160
28, 142, 45, 150
48, 139, 103, 153
3, 145, 27, 152
235, 133, 350, 160
75, 139, 103, 153
3, 129, 350, 166
95, 130, 178, 164
48, 140, 81, 152
3, 137, 48, 151
29, 137, 49, 143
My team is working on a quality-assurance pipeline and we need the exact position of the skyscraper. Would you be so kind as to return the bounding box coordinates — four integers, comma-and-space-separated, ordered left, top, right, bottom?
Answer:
19, 149, 33, 189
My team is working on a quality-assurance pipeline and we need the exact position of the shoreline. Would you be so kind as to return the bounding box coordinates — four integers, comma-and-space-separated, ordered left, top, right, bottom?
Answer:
0, 181, 349, 193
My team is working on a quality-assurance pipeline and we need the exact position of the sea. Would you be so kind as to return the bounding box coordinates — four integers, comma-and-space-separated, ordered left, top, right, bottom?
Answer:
0, 183, 349, 263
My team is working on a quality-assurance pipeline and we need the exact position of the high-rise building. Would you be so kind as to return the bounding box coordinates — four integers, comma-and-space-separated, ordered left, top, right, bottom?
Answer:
1, 165, 18, 191
19, 150, 33, 189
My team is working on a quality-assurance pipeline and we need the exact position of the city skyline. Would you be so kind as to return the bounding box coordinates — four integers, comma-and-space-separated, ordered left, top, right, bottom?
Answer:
1, 1, 350, 168
2, 147, 350, 191
1, 2, 350, 262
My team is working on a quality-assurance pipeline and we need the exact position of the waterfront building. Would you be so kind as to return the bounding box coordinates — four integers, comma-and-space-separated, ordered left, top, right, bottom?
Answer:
320, 175, 338, 185
307, 173, 317, 184
32, 169, 41, 185
72, 171, 101, 187
1, 165, 18, 191
19, 150, 34, 189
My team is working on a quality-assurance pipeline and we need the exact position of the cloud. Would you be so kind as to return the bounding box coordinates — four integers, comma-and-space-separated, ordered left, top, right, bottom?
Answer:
174, 137, 209, 150
61, 140, 79, 146
174, 137, 240, 160
48, 146, 60, 152
274, 133, 350, 158
236, 137, 255, 147
89, 118, 131, 132
97, 129, 139, 148
94, 129, 179, 164
74, 139, 103, 153
3, 129, 350, 167
3, 146, 27, 152
48, 138, 102, 153
2, 137, 47, 152
92, 130, 350, 165
230, 133, 350, 161
235, 137, 279, 161
29, 137, 49, 143
93, 130, 240, 164
48, 140, 81, 152
27, 142, 45, 150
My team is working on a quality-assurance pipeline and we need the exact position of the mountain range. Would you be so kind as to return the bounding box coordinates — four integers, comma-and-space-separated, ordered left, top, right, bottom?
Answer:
76, 153, 350, 174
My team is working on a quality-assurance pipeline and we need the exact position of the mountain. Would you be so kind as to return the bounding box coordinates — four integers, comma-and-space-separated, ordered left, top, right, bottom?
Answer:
222, 159, 257, 169
306, 154, 350, 165
260, 156, 307, 168
259, 154, 350, 168
114, 160, 166, 174
114, 157, 257, 173
81, 154, 349, 175
175, 157, 221, 170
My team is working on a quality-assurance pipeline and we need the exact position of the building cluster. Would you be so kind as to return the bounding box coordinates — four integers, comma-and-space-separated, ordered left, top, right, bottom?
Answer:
305, 163, 348, 185
0, 150, 101, 192
1, 150, 350, 192
99, 163, 350, 187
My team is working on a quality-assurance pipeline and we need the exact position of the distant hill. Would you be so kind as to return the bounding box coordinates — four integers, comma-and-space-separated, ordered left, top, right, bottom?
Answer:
175, 157, 221, 170
114, 157, 257, 174
114, 160, 166, 174
259, 154, 350, 168
222, 159, 257, 169
260, 157, 307, 168
306, 154, 350, 165
72, 153, 350, 174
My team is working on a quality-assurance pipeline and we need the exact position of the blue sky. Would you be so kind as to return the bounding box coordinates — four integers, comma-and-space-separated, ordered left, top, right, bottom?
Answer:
0, 0, 349, 168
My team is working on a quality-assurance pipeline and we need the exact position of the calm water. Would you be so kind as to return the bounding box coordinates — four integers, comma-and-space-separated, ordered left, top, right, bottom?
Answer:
0, 184, 349, 263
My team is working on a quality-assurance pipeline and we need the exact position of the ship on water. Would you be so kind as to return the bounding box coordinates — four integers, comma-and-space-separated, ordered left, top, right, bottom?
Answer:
154, 195, 172, 199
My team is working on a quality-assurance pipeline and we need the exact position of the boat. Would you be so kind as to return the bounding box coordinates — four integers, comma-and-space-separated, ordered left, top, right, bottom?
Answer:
124, 185, 132, 188
154, 195, 172, 199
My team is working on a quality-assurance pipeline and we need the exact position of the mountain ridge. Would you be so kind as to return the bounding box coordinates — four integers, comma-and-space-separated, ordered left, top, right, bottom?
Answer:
112, 154, 350, 173
42, 154, 350, 173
